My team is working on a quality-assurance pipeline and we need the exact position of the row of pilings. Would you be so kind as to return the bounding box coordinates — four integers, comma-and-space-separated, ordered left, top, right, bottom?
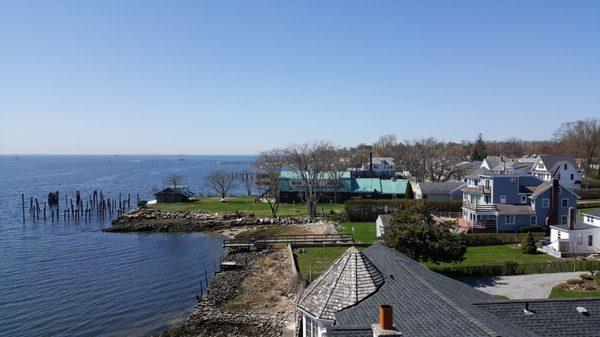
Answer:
21, 190, 140, 223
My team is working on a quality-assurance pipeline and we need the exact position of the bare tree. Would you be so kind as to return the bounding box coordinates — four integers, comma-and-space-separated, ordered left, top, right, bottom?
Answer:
399, 138, 468, 182
283, 141, 338, 218
554, 118, 600, 171
254, 149, 284, 218
373, 134, 397, 157
164, 175, 184, 188
327, 149, 351, 203
204, 170, 236, 200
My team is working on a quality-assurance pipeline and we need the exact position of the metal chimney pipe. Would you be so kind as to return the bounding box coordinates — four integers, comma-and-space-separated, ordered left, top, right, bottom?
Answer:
568, 207, 575, 230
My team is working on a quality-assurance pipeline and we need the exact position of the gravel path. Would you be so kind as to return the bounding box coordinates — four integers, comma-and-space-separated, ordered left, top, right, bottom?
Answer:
461, 272, 584, 299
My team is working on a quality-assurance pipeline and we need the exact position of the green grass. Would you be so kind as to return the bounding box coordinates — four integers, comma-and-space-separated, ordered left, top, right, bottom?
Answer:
422, 244, 555, 269
549, 287, 600, 299
294, 246, 366, 281
339, 222, 377, 243
149, 196, 344, 217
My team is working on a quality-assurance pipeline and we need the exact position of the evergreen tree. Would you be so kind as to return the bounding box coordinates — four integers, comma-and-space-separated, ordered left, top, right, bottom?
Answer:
521, 232, 537, 254
382, 203, 467, 264
471, 133, 488, 161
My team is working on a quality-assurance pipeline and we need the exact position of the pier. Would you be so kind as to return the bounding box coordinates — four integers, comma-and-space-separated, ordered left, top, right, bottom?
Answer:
222, 233, 356, 250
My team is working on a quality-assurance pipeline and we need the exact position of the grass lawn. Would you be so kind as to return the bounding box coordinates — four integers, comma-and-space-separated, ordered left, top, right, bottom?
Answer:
549, 287, 600, 299
422, 244, 555, 269
294, 246, 365, 282
339, 222, 377, 243
149, 196, 344, 217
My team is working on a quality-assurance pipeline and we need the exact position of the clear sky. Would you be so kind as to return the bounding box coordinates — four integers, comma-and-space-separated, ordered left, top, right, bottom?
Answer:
1, 1, 599, 155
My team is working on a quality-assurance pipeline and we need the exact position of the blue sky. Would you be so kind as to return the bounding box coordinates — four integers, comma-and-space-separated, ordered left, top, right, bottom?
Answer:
1, 1, 599, 155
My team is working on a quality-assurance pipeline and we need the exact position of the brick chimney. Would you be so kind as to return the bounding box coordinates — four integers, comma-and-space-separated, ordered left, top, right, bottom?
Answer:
369, 152, 373, 173
568, 207, 576, 230
372, 305, 401, 337
544, 178, 560, 233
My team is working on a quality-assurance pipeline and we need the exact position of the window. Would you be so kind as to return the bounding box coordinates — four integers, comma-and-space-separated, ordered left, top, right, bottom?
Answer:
538, 163, 545, 169
521, 195, 527, 203
500, 195, 507, 204
304, 316, 318, 337
561, 215, 567, 225
530, 215, 537, 225
589, 235, 594, 247
564, 164, 568, 170
542, 199, 550, 207
505, 215, 515, 224
571, 174, 574, 180
562, 199, 568, 208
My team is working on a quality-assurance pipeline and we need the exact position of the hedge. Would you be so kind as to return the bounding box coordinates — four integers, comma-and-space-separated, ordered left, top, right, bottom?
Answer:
578, 200, 600, 209
574, 188, 600, 200
462, 233, 546, 246
344, 199, 462, 221
429, 259, 600, 278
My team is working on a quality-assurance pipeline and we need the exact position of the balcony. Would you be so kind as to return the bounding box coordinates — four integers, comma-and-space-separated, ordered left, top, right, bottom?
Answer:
463, 185, 491, 194
463, 201, 497, 212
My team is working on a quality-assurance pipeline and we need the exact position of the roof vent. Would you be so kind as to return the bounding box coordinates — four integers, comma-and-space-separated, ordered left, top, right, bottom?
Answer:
577, 307, 590, 316
523, 302, 535, 316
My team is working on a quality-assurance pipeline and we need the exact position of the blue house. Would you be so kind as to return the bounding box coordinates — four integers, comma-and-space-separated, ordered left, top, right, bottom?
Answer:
462, 167, 579, 233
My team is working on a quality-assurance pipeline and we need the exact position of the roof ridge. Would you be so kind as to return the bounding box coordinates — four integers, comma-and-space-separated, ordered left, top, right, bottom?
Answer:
390, 253, 501, 337
318, 250, 354, 318
298, 250, 349, 307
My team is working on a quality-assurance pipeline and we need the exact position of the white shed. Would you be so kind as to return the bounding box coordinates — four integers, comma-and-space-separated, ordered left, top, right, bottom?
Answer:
376, 214, 391, 238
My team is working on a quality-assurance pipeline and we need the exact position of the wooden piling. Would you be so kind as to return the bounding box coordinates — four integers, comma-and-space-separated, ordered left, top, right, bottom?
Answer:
21, 193, 25, 222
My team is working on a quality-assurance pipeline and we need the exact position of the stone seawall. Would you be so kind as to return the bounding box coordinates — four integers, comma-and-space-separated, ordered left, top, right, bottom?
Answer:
104, 208, 318, 233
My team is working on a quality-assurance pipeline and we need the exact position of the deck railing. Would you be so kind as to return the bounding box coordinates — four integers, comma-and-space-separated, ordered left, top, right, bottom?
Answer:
223, 233, 355, 248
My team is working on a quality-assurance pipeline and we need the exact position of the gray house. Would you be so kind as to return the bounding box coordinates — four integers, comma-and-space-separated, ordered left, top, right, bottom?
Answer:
412, 181, 466, 200
462, 167, 579, 232
297, 245, 600, 337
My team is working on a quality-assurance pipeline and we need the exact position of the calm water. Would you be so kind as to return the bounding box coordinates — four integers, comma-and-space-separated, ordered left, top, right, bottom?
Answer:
0, 155, 253, 337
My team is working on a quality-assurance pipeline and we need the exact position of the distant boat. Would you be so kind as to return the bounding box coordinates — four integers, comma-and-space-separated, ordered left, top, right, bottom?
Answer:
14, 156, 20, 160
178, 158, 185, 161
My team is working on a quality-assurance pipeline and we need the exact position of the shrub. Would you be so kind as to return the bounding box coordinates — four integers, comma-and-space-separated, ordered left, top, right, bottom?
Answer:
595, 272, 600, 286
344, 199, 462, 221
574, 188, 600, 200
581, 272, 594, 280
429, 260, 600, 278
137, 200, 148, 208
566, 278, 583, 285
462, 233, 545, 246
519, 226, 546, 233
585, 284, 597, 291
521, 232, 537, 254
558, 282, 570, 289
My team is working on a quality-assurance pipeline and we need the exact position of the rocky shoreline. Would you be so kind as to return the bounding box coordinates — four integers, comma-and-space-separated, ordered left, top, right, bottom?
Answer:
104, 208, 319, 233
157, 249, 302, 337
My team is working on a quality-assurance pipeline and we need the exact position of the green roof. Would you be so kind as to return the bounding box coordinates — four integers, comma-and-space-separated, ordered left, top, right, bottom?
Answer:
352, 178, 408, 194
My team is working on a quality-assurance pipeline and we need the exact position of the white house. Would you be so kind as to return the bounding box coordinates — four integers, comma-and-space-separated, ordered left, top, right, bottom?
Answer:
531, 155, 581, 190
547, 208, 600, 257
376, 214, 391, 238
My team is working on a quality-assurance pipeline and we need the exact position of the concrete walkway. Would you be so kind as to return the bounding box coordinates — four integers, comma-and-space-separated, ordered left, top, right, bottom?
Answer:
461, 272, 583, 299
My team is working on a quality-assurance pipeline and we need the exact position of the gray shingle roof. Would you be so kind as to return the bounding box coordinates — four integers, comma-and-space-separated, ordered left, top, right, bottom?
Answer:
530, 181, 553, 199
332, 245, 536, 337
476, 299, 600, 337
582, 208, 600, 217
467, 167, 492, 178
297, 247, 384, 321
417, 181, 466, 195
537, 155, 579, 173
495, 204, 536, 215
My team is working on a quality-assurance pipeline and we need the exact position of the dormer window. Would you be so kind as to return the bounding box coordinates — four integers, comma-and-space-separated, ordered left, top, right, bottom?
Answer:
538, 163, 545, 170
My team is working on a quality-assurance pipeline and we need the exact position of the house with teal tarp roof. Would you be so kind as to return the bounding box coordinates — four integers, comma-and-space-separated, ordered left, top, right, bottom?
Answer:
279, 170, 409, 202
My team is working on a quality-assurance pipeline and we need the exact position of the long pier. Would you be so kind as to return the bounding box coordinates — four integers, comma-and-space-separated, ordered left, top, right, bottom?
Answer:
223, 233, 356, 250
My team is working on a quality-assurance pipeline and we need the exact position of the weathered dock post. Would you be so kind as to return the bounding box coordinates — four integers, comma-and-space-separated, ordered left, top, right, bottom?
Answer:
43, 202, 46, 221
21, 193, 25, 222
